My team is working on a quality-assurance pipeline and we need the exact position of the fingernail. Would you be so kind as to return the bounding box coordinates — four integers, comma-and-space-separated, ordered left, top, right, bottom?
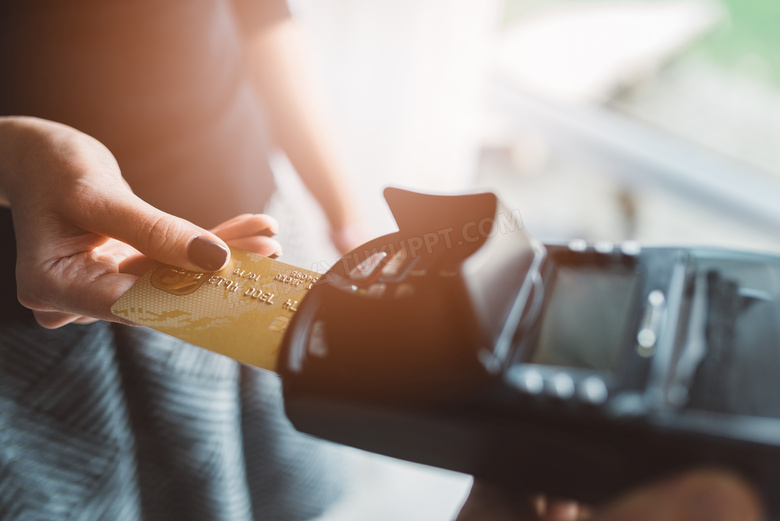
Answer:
259, 228, 276, 238
188, 236, 229, 271
269, 253, 280, 260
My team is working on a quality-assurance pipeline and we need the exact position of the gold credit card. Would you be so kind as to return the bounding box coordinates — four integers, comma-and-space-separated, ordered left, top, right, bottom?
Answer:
111, 247, 319, 371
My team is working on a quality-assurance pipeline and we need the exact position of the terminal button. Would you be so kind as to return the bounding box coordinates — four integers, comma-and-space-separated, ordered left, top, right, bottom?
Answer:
507, 367, 544, 395
636, 290, 666, 357
349, 252, 387, 281
380, 249, 408, 278
521, 370, 545, 395
549, 373, 575, 399
579, 376, 608, 405
620, 241, 642, 256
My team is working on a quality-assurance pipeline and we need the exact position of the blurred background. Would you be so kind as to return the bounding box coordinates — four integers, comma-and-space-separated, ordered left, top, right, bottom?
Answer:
273, 0, 780, 519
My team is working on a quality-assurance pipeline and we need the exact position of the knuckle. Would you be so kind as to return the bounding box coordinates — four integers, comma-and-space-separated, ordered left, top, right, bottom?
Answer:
253, 214, 279, 233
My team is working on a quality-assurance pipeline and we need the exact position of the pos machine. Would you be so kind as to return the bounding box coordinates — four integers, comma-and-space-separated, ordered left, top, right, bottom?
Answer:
279, 188, 780, 514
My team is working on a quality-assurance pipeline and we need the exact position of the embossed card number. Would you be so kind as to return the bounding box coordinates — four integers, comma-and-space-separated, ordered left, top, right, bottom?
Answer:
111, 247, 319, 372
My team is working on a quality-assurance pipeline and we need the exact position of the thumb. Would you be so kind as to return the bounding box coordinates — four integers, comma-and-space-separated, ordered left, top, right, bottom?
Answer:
597, 470, 762, 521
80, 192, 231, 272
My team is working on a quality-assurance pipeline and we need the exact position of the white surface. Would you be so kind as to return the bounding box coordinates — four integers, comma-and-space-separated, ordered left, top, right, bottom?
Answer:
496, 0, 723, 104
291, 0, 503, 235
313, 448, 472, 521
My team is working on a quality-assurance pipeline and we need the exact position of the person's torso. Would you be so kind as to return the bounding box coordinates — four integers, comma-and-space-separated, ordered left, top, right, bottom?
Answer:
0, 0, 278, 315
0, 0, 276, 227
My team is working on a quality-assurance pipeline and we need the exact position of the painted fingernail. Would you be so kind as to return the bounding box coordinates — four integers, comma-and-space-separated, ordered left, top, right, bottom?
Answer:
188, 236, 229, 271
269, 253, 280, 260
259, 228, 276, 238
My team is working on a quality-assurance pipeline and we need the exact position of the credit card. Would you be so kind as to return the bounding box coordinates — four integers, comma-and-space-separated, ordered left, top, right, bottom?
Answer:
111, 247, 320, 371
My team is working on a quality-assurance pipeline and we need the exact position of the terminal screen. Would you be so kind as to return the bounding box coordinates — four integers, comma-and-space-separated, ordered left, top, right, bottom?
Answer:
531, 264, 638, 371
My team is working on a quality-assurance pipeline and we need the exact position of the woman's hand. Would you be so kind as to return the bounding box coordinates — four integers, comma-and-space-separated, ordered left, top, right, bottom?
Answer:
456, 470, 762, 521
0, 116, 281, 328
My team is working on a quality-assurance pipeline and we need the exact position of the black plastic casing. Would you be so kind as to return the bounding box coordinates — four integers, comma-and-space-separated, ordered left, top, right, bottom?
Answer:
278, 188, 780, 514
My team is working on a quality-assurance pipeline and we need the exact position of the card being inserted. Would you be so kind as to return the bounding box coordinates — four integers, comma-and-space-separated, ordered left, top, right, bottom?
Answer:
111, 247, 319, 371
